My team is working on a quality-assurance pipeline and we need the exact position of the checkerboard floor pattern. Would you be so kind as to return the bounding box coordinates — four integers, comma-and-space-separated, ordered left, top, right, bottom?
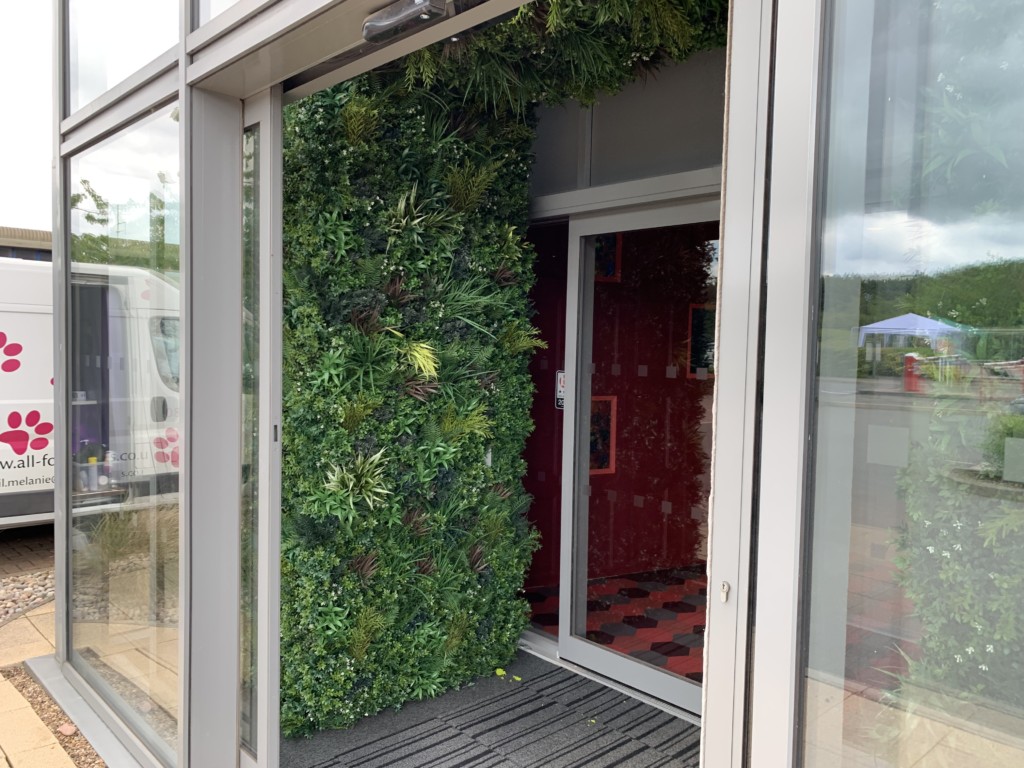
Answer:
526, 567, 708, 681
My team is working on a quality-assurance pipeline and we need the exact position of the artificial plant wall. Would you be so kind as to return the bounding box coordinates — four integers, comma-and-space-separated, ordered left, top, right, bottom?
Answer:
280, 0, 728, 736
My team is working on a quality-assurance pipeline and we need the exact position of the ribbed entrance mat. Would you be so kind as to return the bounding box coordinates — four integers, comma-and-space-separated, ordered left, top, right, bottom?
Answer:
283, 651, 700, 768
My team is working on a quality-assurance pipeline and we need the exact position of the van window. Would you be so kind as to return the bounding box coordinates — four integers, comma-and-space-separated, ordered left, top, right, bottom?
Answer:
149, 317, 180, 391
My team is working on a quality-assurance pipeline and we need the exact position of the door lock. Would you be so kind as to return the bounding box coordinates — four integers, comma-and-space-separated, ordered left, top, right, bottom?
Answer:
720, 581, 731, 603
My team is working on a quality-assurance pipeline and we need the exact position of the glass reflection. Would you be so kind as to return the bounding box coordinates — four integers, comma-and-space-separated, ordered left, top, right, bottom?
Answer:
69, 106, 180, 764
240, 125, 260, 754
803, 1, 1024, 765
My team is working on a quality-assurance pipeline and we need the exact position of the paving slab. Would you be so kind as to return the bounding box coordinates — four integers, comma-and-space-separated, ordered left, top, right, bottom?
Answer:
0, 702, 61, 760
6, 742, 76, 768
0, 619, 54, 668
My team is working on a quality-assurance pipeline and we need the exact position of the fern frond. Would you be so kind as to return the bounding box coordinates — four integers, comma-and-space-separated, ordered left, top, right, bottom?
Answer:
355, 253, 388, 289
440, 402, 493, 443
445, 160, 501, 212
421, 419, 442, 445
342, 95, 381, 144
339, 397, 378, 431
499, 324, 548, 355
348, 606, 391, 661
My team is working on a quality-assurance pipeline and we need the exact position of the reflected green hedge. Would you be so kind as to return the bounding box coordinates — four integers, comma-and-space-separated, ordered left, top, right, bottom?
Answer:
898, 395, 1024, 714
279, 1, 727, 736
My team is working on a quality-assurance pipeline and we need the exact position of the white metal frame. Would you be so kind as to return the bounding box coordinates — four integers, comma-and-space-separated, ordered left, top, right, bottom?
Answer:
557, 198, 721, 716
700, 0, 777, 765
531, 168, 723, 222
185, 86, 244, 766
241, 86, 284, 768
60, 49, 178, 136
188, 0, 282, 52
745, 0, 828, 765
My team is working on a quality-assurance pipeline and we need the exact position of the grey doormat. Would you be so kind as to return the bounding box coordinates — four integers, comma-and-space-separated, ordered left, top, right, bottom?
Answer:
282, 650, 700, 768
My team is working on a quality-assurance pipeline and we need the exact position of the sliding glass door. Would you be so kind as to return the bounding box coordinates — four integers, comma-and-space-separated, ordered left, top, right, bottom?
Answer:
559, 200, 722, 714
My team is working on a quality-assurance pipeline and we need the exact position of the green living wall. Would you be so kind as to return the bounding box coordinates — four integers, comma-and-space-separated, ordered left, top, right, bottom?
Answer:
280, 0, 728, 736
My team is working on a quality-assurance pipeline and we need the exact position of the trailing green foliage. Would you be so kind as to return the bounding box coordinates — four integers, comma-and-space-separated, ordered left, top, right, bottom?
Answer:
402, 0, 726, 113
280, 0, 728, 737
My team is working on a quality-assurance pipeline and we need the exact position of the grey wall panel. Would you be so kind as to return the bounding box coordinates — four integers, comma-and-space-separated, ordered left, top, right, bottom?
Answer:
529, 101, 584, 197
590, 49, 726, 187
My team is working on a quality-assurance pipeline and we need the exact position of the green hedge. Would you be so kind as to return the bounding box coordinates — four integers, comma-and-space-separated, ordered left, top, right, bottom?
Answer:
279, 1, 728, 736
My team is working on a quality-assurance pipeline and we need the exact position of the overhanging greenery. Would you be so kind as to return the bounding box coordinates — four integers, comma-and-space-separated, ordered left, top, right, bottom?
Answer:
280, 0, 728, 736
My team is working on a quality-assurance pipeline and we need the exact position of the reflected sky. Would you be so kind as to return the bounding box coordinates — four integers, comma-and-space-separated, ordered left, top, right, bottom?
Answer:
822, 1, 1024, 280
70, 106, 180, 247
825, 210, 1024, 277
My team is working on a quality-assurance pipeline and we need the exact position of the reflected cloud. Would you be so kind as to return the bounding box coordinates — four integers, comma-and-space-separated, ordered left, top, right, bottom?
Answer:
827, 210, 1024, 277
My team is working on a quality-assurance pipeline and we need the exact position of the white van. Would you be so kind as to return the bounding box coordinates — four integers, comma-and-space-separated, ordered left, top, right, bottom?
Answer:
0, 256, 181, 527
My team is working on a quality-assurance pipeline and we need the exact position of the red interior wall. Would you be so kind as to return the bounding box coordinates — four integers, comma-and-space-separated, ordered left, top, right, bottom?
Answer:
522, 222, 568, 589
522, 221, 717, 587
586, 223, 717, 578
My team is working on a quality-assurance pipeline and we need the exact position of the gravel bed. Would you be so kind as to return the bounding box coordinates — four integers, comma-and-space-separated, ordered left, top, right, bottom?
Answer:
0, 568, 55, 627
2, 663, 106, 767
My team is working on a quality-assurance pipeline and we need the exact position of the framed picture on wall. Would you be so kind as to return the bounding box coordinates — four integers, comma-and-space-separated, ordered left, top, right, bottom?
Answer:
687, 303, 716, 379
594, 233, 622, 283
589, 395, 617, 475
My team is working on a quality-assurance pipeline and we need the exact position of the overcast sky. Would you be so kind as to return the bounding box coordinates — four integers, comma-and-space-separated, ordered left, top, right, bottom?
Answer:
0, 4, 54, 232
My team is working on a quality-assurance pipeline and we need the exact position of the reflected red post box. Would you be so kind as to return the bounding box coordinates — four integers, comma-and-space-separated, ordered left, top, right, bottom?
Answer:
904, 353, 921, 393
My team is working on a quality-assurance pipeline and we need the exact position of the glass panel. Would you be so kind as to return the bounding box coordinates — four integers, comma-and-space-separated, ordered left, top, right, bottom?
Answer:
197, 0, 242, 27
801, 2, 1024, 765
574, 222, 718, 684
68, 105, 180, 765
240, 124, 260, 754
67, 0, 177, 112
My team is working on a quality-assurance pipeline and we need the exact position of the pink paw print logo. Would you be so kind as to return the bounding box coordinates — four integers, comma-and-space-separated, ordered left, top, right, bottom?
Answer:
0, 331, 23, 373
153, 428, 180, 469
0, 411, 54, 455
